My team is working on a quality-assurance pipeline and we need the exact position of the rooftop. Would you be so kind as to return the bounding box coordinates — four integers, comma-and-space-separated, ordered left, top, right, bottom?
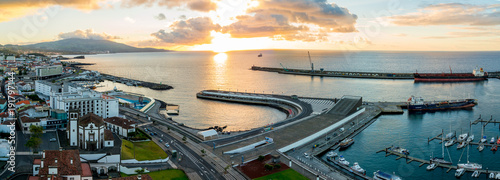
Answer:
104, 117, 136, 129
79, 113, 105, 127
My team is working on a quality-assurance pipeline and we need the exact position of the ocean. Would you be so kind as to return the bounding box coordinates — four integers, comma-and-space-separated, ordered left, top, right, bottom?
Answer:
76, 50, 500, 179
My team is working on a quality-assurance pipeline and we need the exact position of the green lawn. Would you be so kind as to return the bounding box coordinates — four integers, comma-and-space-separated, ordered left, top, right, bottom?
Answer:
253, 169, 308, 180
121, 169, 188, 180
121, 139, 168, 161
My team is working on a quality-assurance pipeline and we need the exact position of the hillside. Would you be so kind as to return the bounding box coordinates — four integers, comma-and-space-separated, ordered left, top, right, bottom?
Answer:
21, 38, 168, 53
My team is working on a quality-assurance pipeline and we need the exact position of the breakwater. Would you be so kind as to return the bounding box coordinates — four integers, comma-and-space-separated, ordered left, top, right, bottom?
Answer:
252, 66, 500, 79
100, 73, 173, 90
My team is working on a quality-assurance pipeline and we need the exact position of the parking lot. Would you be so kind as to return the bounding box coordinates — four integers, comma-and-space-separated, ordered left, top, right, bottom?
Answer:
16, 130, 61, 152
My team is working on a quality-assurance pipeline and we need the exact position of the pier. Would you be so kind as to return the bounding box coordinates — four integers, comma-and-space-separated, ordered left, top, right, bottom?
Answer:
472, 115, 500, 125
428, 131, 499, 148
100, 73, 173, 90
377, 146, 500, 175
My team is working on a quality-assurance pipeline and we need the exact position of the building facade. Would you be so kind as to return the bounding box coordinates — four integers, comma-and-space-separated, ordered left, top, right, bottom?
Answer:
104, 117, 136, 137
67, 111, 112, 150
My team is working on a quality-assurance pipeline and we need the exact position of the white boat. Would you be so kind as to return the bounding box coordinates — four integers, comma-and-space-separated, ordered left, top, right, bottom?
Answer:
467, 135, 475, 142
350, 162, 366, 174
481, 136, 488, 143
446, 132, 455, 139
426, 163, 437, 170
478, 144, 485, 152
496, 173, 500, 179
491, 137, 495, 144
373, 170, 402, 180
455, 168, 465, 177
458, 133, 468, 142
338, 156, 349, 166
458, 162, 482, 170
457, 141, 467, 149
326, 151, 337, 158
445, 139, 455, 147
430, 129, 453, 165
472, 170, 479, 178
389, 146, 410, 155
489, 172, 495, 179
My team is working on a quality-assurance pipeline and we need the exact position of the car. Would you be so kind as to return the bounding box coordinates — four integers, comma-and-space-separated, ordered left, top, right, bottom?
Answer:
153, 132, 157, 135
159, 139, 163, 142
49, 138, 57, 142
304, 153, 310, 159
165, 143, 170, 148
150, 132, 154, 136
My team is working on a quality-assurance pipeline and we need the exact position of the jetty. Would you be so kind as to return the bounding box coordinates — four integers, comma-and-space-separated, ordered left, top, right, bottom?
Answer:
100, 73, 173, 90
472, 115, 500, 125
428, 132, 499, 148
252, 66, 500, 79
377, 146, 499, 175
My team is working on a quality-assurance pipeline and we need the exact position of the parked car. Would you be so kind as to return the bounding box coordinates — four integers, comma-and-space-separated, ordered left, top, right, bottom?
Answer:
49, 138, 57, 142
159, 139, 163, 142
165, 143, 170, 148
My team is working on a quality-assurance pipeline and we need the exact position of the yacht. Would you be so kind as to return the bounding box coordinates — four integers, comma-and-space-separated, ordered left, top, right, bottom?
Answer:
445, 139, 455, 147
472, 170, 479, 178
426, 163, 437, 171
458, 162, 482, 170
481, 136, 488, 143
430, 130, 453, 165
326, 151, 337, 158
467, 135, 475, 142
350, 162, 366, 174
455, 168, 465, 177
338, 156, 350, 166
457, 141, 467, 149
458, 133, 468, 142
339, 138, 355, 150
446, 132, 455, 139
489, 172, 495, 179
389, 146, 410, 155
491, 137, 495, 144
478, 144, 485, 152
373, 170, 402, 180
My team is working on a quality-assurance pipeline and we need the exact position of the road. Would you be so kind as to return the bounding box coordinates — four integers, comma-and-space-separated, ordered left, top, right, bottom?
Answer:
141, 124, 224, 180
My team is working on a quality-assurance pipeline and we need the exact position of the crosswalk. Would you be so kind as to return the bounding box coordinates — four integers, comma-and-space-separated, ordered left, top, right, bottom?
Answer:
299, 98, 336, 113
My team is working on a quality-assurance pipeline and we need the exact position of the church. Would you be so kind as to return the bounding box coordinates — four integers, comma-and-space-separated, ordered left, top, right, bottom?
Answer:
67, 109, 114, 150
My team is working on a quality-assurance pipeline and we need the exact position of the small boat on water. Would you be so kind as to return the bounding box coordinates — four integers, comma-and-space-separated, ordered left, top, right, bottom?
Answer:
350, 162, 366, 174
478, 144, 485, 152
430, 157, 452, 165
426, 163, 437, 171
446, 132, 455, 139
338, 156, 350, 166
489, 172, 495, 179
389, 146, 410, 155
406, 96, 476, 111
472, 170, 480, 178
457, 141, 467, 149
445, 139, 456, 147
455, 168, 465, 177
258, 53, 262, 57
491, 137, 496, 144
458, 133, 468, 142
467, 135, 475, 142
492, 145, 498, 151
339, 138, 354, 150
458, 162, 482, 170
326, 151, 337, 158
373, 170, 402, 180
496, 173, 500, 179
497, 137, 500, 144
481, 136, 488, 143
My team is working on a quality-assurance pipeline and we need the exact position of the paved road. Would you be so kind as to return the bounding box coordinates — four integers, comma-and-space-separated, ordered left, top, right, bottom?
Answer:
142, 125, 224, 180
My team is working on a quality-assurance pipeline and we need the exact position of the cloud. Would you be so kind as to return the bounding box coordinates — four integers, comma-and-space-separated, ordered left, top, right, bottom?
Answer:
222, 0, 357, 41
151, 17, 221, 45
390, 3, 500, 26
393, 33, 407, 37
155, 13, 166, 20
0, 0, 104, 22
122, 0, 217, 12
124, 16, 136, 23
58, 29, 120, 40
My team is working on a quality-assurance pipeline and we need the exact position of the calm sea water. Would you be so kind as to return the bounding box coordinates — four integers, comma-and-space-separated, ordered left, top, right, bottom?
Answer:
76, 50, 500, 179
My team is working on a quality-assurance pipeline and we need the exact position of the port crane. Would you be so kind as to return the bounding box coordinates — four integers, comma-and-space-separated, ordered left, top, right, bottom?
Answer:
280, 63, 289, 72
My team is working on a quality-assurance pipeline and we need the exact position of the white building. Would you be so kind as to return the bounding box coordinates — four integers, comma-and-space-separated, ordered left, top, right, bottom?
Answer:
104, 117, 136, 137
35, 65, 63, 77
19, 115, 41, 133
50, 89, 118, 119
35, 80, 61, 98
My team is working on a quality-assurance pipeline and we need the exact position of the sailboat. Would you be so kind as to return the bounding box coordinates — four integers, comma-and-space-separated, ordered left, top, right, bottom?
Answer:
467, 122, 474, 142
458, 129, 482, 170
431, 129, 453, 165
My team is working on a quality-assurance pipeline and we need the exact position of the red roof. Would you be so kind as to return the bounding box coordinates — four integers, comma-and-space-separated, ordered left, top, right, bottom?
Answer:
28, 176, 40, 180
15, 100, 31, 105
81, 163, 92, 177
20, 116, 40, 123
34, 159, 41, 165
104, 117, 136, 129
39, 150, 82, 176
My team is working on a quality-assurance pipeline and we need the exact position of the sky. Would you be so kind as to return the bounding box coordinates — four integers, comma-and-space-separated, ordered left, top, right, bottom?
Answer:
0, 0, 499, 52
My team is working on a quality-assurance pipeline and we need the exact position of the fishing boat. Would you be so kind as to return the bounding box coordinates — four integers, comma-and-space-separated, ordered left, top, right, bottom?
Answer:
426, 163, 437, 171
406, 96, 476, 111
350, 162, 366, 174
472, 170, 480, 178
478, 144, 485, 152
458, 133, 468, 142
455, 168, 465, 177
373, 170, 402, 180
457, 141, 467, 149
338, 155, 349, 166
339, 138, 354, 150
258, 53, 262, 57
491, 137, 496, 144
445, 139, 456, 147
414, 67, 488, 82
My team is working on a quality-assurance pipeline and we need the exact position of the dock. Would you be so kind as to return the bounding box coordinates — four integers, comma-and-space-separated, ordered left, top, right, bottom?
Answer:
428, 131, 499, 148
377, 146, 499, 175
251, 66, 414, 79
472, 115, 500, 126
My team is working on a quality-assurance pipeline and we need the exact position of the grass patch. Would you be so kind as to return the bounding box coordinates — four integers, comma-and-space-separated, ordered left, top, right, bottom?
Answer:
121, 139, 168, 161
121, 169, 188, 180
253, 169, 308, 180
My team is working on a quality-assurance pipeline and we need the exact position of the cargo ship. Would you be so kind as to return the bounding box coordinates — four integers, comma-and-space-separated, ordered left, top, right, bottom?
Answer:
407, 96, 476, 111
414, 67, 487, 82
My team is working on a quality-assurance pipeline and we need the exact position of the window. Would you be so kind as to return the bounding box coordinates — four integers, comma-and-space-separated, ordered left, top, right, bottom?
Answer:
108, 142, 110, 145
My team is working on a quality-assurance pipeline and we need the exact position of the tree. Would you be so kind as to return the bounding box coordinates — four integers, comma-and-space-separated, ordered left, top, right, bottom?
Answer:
26, 137, 42, 152
182, 136, 187, 143
258, 155, 265, 162
264, 164, 273, 171
201, 149, 206, 156
134, 168, 145, 174
29, 125, 43, 138
274, 164, 281, 169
